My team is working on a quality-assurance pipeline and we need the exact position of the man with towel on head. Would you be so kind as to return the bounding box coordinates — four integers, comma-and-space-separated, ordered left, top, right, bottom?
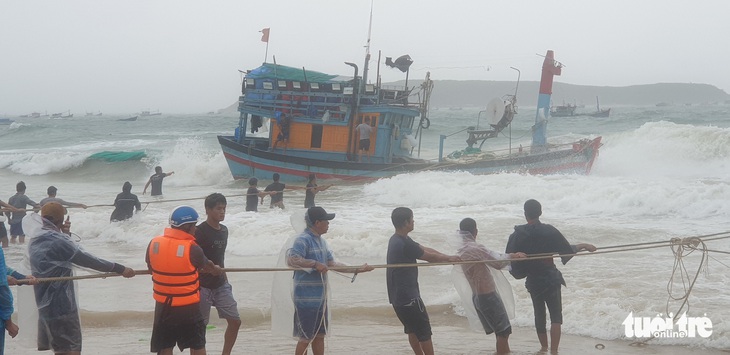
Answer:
29, 202, 135, 355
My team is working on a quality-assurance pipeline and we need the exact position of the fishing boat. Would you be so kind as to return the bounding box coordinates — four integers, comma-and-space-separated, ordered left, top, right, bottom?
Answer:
550, 102, 577, 117
117, 115, 138, 121
51, 110, 73, 118
217, 50, 602, 182
586, 96, 610, 117
139, 109, 161, 116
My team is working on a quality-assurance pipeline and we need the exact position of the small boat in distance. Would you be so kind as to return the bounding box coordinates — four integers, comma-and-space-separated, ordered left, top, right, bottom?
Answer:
586, 96, 610, 117
139, 109, 161, 116
117, 116, 138, 122
86, 111, 103, 116
51, 110, 73, 118
550, 102, 577, 117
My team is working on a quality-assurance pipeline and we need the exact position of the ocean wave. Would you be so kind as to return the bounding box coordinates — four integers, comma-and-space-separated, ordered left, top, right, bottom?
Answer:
0, 150, 149, 175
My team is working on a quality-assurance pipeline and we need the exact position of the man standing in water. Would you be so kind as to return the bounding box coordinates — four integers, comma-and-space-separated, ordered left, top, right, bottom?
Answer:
505, 199, 596, 353
143, 166, 174, 197
194, 194, 241, 355
110, 182, 142, 222
40, 186, 88, 209
386, 207, 460, 355
287, 206, 373, 355
304, 173, 332, 208
456, 218, 525, 354
30, 202, 135, 355
264, 173, 286, 209
146, 205, 223, 355
6, 181, 39, 245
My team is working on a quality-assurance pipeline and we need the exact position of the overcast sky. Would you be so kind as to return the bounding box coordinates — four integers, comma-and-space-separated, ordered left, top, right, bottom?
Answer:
1, 0, 728, 115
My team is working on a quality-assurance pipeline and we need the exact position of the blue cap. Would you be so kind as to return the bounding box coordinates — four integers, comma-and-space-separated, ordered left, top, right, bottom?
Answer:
170, 205, 199, 227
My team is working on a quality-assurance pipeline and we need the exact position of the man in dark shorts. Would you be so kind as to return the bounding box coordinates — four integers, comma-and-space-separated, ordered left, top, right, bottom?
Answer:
29, 202, 135, 354
0, 199, 19, 248
386, 207, 459, 355
287, 206, 372, 355
143, 166, 174, 197
264, 173, 286, 209
194, 194, 241, 355
457, 218, 525, 354
355, 117, 373, 162
245, 178, 268, 212
146, 205, 223, 355
272, 113, 291, 153
7, 181, 39, 245
505, 199, 595, 353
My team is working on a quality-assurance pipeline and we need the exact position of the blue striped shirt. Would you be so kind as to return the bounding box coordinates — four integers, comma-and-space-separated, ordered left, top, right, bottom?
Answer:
289, 230, 333, 308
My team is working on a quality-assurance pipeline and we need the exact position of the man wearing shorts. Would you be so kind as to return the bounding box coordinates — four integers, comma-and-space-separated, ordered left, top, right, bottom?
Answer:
505, 199, 595, 353
272, 113, 291, 153
287, 206, 372, 355
457, 218, 525, 354
355, 117, 373, 162
386, 207, 459, 355
7, 181, 39, 245
146, 206, 223, 355
195, 193, 241, 355
264, 173, 286, 209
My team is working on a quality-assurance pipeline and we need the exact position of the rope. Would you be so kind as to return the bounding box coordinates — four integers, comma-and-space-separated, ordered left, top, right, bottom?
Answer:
17, 233, 730, 284
629, 237, 710, 347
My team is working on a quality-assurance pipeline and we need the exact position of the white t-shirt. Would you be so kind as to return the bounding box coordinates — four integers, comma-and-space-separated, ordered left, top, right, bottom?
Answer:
356, 123, 373, 141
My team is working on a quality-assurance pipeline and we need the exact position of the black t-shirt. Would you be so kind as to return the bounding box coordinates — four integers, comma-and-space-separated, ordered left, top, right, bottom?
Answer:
304, 183, 316, 208
505, 221, 575, 293
149, 173, 166, 196
265, 182, 286, 204
110, 191, 141, 222
194, 221, 228, 289
386, 233, 425, 306
246, 186, 260, 211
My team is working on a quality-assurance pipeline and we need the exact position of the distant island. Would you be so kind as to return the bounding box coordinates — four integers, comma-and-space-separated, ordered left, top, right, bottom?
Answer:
220, 82, 730, 113
410, 81, 730, 107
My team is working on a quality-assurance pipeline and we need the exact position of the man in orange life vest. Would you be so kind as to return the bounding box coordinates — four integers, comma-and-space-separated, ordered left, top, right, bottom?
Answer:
146, 206, 223, 355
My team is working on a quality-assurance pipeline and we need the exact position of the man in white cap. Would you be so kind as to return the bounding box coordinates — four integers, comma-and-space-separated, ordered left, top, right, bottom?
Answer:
146, 205, 223, 355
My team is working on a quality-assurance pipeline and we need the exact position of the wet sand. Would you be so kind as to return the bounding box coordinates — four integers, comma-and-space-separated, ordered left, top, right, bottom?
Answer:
5, 310, 728, 354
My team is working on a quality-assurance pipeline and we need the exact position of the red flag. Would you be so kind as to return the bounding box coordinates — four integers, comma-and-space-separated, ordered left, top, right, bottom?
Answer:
260, 28, 270, 43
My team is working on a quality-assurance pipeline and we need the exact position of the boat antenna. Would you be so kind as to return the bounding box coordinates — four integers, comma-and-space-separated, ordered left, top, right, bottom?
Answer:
362, 0, 373, 87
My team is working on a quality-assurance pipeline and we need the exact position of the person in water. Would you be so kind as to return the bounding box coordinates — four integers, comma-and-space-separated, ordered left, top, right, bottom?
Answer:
110, 182, 142, 222
456, 218, 525, 354
264, 173, 286, 209
245, 178, 269, 212
304, 173, 332, 208
6, 181, 39, 245
194, 194, 241, 355
39, 186, 88, 209
505, 199, 596, 353
143, 166, 174, 197
0, 200, 20, 249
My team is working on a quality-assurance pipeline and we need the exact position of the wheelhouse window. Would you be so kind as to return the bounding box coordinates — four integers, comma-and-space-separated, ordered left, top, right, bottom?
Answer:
310, 125, 323, 148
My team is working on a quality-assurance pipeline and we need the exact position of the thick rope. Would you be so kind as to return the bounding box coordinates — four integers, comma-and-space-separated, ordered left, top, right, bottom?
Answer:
16, 233, 730, 284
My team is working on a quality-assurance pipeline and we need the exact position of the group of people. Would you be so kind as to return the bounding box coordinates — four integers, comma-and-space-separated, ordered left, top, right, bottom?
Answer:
245, 173, 332, 212
280, 199, 595, 355
0, 168, 595, 355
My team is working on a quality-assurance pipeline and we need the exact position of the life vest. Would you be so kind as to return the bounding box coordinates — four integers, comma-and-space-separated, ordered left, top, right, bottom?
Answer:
148, 227, 200, 306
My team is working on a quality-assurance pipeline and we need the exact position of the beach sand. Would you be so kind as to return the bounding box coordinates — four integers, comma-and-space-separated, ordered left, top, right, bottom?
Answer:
5, 309, 727, 354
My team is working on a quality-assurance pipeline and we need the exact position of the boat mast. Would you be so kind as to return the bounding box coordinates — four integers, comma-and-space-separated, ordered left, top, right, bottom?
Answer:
532, 50, 562, 153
